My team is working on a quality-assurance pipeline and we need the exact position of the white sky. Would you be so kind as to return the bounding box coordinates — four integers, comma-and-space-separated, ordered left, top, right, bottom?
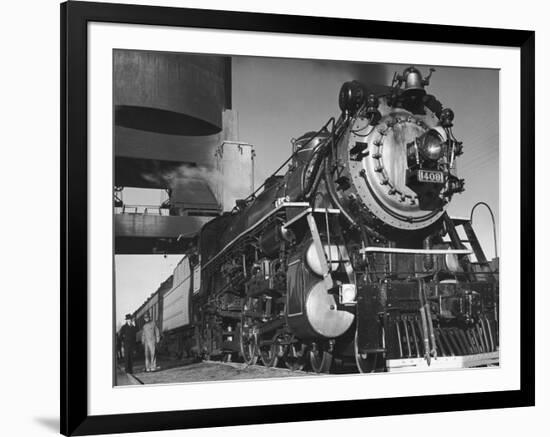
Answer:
115, 255, 181, 329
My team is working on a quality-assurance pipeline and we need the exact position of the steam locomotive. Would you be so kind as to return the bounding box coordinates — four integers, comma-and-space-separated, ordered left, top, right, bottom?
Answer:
134, 67, 499, 374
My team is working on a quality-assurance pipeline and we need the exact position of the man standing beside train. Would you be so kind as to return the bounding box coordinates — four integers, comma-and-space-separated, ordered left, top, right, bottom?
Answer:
120, 314, 138, 374
142, 312, 160, 372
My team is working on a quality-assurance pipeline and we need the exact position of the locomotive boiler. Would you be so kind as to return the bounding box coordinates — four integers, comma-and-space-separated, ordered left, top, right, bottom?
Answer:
149, 66, 499, 374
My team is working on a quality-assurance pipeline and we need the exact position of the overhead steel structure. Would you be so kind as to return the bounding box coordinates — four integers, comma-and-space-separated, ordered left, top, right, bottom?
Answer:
113, 50, 253, 254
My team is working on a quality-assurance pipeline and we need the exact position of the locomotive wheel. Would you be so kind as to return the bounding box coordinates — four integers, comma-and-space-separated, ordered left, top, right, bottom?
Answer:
281, 336, 306, 371
283, 349, 306, 371
354, 327, 384, 373
240, 330, 258, 365
259, 333, 280, 368
240, 307, 259, 365
309, 343, 333, 373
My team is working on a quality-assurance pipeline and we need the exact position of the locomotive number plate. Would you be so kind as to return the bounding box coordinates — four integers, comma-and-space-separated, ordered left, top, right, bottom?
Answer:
417, 170, 444, 183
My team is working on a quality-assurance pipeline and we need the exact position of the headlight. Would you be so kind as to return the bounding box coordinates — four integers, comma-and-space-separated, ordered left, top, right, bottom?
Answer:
419, 129, 446, 161
339, 284, 357, 305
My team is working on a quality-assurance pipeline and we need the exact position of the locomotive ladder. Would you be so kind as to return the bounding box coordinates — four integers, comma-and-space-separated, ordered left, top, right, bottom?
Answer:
444, 214, 498, 281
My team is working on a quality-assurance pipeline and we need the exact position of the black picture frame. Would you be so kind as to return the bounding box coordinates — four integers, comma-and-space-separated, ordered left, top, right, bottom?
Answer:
61, 1, 535, 435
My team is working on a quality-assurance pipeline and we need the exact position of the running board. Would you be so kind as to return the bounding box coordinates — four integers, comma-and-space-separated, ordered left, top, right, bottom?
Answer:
386, 351, 499, 372
360, 247, 472, 255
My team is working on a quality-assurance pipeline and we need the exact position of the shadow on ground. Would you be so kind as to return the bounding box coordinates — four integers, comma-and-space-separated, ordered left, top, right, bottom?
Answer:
35, 417, 59, 433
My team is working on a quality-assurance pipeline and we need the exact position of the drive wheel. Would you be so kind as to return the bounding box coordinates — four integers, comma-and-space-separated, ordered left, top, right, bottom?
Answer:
259, 333, 279, 368
240, 330, 258, 365
309, 342, 333, 373
240, 302, 259, 365
281, 336, 306, 371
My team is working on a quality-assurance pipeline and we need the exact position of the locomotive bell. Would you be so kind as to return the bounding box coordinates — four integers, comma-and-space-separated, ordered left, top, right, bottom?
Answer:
401, 67, 426, 97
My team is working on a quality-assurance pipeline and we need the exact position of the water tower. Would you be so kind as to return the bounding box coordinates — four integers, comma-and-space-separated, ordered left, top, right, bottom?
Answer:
113, 50, 254, 254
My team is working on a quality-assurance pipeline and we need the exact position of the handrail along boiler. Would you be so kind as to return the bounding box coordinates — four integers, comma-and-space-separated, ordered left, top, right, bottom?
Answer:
145, 67, 499, 373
